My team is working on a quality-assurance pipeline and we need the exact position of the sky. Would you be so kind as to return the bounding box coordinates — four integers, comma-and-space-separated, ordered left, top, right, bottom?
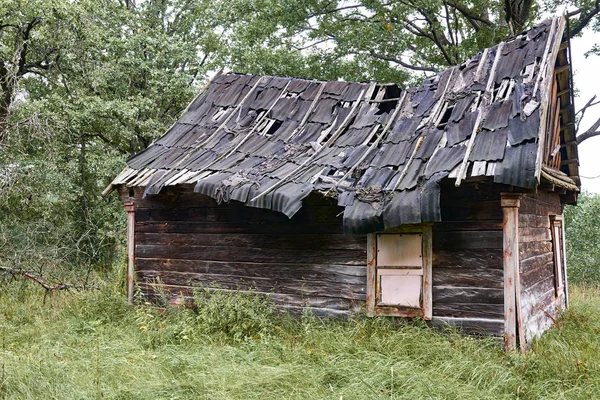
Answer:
570, 28, 600, 193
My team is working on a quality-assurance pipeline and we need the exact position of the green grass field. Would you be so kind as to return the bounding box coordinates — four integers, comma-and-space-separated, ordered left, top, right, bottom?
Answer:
1, 283, 599, 399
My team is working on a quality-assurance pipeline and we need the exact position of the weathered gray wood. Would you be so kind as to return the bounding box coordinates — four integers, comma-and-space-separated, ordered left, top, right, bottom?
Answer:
136, 270, 366, 300
433, 287, 503, 304
136, 220, 343, 235
520, 252, 554, 274
433, 268, 503, 289
138, 282, 361, 311
135, 244, 366, 265
136, 232, 366, 251
519, 227, 552, 243
422, 225, 433, 320
432, 249, 503, 269
520, 260, 555, 288
519, 214, 551, 228
501, 193, 520, 351
433, 303, 504, 319
519, 241, 553, 261
430, 317, 504, 336
125, 202, 136, 304
136, 258, 367, 280
433, 231, 503, 250
366, 233, 377, 316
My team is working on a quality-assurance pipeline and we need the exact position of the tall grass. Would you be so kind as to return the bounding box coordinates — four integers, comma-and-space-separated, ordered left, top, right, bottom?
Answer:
1, 283, 599, 399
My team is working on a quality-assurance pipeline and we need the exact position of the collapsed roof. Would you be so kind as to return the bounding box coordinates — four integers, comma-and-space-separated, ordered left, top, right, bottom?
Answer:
106, 16, 579, 234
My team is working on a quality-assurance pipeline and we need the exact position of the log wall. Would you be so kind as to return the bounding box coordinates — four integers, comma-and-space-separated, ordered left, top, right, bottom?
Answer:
120, 186, 367, 317
431, 181, 505, 336
519, 192, 564, 344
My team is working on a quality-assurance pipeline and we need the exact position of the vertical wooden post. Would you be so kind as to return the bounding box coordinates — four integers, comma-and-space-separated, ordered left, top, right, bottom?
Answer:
366, 233, 377, 317
421, 225, 433, 321
501, 194, 522, 351
124, 201, 136, 304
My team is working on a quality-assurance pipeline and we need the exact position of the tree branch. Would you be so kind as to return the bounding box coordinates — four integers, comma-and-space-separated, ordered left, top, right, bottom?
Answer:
570, 0, 600, 37
369, 50, 438, 72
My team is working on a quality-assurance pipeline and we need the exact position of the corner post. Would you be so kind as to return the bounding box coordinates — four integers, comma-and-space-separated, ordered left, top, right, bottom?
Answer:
366, 233, 377, 317
501, 193, 522, 351
124, 201, 136, 304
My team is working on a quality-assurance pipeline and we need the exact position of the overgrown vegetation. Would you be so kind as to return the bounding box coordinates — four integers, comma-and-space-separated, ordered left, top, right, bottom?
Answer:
565, 192, 600, 284
0, 283, 599, 399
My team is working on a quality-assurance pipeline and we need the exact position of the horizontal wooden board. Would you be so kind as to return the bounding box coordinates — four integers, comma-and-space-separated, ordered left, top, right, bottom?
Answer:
520, 260, 555, 288
519, 241, 553, 260
519, 227, 552, 243
519, 193, 562, 216
520, 252, 554, 275
136, 270, 366, 301
433, 303, 504, 319
440, 200, 503, 221
136, 220, 343, 234
135, 244, 366, 265
433, 268, 503, 289
430, 316, 504, 336
136, 232, 366, 251
519, 214, 550, 228
433, 231, 503, 250
433, 220, 503, 232
432, 249, 503, 269
432, 286, 503, 304
138, 283, 362, 310
136, 258, 367, 280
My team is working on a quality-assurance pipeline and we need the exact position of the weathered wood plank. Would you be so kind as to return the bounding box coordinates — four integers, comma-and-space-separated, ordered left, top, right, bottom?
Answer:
422, 225, 433, 320
433, 221, 503, 232
136, 232, 366, 251
433, 268, 503, 289
136, 270, 367, 300
432, 249, 503, 269
430, 317, 504, 336
136, 220, 343, 235
432, 286, 503, 304
135, 244, 366, 265
519, 214, 551, 228
519, 193, 562, 216
519, 227, 552, 243
138, 283, 361, 310
136, 258, 367, 279
520, 252, 554, 275
520, 260, 555, 289
433, 231, 503, 250
440, 201, 503, 221
519, 241, 553, 261
433, 303, 504, 319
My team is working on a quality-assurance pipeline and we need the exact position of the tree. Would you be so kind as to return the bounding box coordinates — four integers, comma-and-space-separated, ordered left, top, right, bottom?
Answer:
564, 192, 600, 284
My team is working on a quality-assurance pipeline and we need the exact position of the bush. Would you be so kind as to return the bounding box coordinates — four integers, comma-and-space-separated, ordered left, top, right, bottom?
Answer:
564, 192, 600, 284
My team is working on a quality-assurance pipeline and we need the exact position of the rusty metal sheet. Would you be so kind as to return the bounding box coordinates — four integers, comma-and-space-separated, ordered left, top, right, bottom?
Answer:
387, 117, 422, 143
155, 123, 195, 147
343, 199, 384, 234
446, 110, 478, 146
292, 122, 324, 143
371, 141, 412, 168
425, 146, 466, 178
507, 109, 540, 145
415, 129, 444, 160
310, 99, 338, 124
382, 188, 421, 228
469, 128, 508, 161
127, 145, 170, 170
357, 167, 395, 188
271, 182, 313, 217
450, 95, 474, 122
268, 97, 298, 121
376, 234, 422, 267
482, 100, 511, 131
493, 142, 537, 188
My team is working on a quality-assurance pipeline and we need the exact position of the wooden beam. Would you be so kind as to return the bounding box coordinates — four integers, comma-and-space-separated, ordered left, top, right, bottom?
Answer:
125, 201, 136, 304
554, 65, 570, 74
366, 233, 377, 317
422, 225, 433, 321
501, 193, 522, 351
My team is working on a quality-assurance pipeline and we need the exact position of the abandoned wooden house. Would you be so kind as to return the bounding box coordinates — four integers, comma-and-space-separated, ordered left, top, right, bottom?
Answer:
104, 16, 580, 349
